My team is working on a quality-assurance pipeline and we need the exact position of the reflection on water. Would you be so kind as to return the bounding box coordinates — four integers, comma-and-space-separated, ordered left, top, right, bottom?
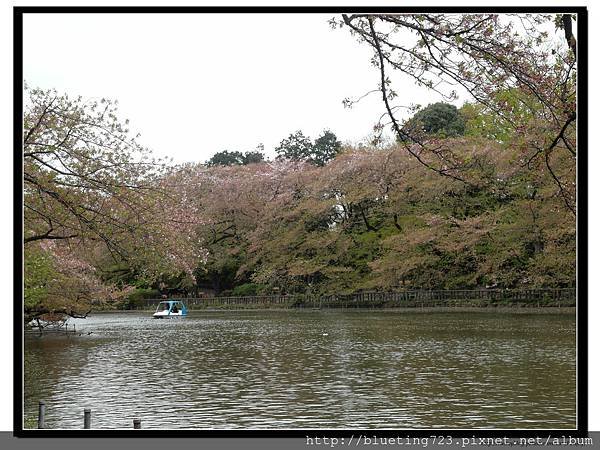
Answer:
24, 310, 576, 429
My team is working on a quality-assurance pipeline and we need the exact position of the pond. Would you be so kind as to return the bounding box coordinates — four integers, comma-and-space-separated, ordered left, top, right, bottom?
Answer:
23, 310, 576, 429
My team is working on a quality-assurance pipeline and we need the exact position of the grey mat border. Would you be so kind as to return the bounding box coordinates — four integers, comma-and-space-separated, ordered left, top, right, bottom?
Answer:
1, 432, 597, 450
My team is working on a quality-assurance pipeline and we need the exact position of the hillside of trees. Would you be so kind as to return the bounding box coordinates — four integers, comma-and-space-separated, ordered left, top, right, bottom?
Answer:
23, 95, 575, 317
22, 13, 577, 320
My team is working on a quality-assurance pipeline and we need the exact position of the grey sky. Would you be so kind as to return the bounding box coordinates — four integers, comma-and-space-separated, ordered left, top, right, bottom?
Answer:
23, 13, 448, 163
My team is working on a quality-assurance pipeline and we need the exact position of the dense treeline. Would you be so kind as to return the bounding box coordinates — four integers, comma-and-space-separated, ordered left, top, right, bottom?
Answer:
23, 13, 576, 320
176, 130, 574, 296
24, 97, 575, 316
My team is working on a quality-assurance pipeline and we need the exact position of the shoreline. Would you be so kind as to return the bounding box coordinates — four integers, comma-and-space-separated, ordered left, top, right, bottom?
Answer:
88, 306, 577, 314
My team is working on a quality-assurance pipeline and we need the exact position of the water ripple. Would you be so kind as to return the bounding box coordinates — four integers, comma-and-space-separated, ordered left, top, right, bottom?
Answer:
24, 310, 576, 429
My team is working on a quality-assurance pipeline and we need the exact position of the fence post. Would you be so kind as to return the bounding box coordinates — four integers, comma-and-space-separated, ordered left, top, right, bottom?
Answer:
83, 408, 91, 429
37, 401, 45, 429
133, 418, 141, 429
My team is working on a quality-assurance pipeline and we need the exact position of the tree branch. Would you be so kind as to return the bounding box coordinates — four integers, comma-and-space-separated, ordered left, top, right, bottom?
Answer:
562, 14, 577, 60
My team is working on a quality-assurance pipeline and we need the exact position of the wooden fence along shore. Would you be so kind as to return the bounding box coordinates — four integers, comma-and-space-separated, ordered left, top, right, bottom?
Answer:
138, 288, 576, 310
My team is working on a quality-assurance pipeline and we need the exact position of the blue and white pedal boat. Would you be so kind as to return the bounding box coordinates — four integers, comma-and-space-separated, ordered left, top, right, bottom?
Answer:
153, 300, 188, 318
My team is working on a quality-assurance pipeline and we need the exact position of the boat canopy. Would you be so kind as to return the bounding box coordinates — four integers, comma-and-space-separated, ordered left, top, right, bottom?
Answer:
155, 300, 186, 311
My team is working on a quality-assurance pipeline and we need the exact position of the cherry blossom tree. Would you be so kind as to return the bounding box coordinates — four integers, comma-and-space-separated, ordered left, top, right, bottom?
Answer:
335, 13, 577, 213
23, 87, 203, 319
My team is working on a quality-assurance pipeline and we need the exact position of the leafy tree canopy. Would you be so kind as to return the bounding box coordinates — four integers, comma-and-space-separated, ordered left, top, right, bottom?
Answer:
404, 102, 466, 138
313, 130, 343, 166
206, 147, 266, 166
275, 129, 342, 166
275, 130, 314, 162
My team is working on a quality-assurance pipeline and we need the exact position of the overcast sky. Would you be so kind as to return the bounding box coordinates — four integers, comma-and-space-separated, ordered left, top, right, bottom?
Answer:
24, 13, 458, 164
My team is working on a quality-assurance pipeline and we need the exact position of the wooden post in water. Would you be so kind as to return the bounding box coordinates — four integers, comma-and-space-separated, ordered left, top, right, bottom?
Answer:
133, 418, 141, 429
83, 408, 91, 429
37, 401, 45, 429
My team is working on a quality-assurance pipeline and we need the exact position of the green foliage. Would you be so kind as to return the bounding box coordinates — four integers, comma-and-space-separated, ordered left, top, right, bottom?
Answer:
460, 90, 542, 143
206, 150, 245, 166
231, 283, 265, 296
312, 130, 342, 166
120, 288, 160, 310
275, 129, 342, 166
404, 102, 466, 138
24, 247, 55, 310
241, 150, 265, 165
206, 149, 265, 166
275, 130, 314, 161
194, 255, 242, 294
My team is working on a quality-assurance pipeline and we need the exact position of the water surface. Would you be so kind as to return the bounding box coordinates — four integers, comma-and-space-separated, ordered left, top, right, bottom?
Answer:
24, 310, 576, 429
